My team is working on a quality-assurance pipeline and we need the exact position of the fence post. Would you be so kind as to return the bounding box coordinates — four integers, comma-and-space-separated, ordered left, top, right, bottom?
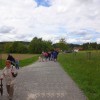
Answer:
87, 51, 91, 60
0, 52, 2, 69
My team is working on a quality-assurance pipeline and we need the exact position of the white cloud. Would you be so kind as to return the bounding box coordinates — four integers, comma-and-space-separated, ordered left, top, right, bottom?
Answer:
0, 0, 100, 44
96, 38, 100, 43
0, 26, 14, 33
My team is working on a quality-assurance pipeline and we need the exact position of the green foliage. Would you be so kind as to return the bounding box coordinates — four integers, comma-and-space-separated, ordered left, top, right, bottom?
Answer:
10, 42, 19, 53
43, 40, 53, 51
53, 43, 69, 51
4, 42, 12, 53
97, 44, 100, 49
59, 38, 66, 43
29, 37, 42, 53
7, 41, 28, 53
0, 38, 100, 54
29, 37, 53, 54
83, 42, 98, 50
58, 51, 100, 100
0, 59, 5, 69
0, 55, 38, 69
17, 43, 28, 53
53, 38, 69, 51
19, 55, 38, 67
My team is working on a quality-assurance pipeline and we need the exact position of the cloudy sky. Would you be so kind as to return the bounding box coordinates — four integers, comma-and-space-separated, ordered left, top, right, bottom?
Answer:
0, 0, 100, 44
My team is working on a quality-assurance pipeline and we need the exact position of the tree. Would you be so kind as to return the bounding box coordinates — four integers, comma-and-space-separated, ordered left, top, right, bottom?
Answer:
29, 37, 42, 53
82, 42, 98, 50
42, 40, 53, 51
4, 42, 13, 53
59, 38, 66, 44
53, 38, 69, 51
82, 43, 89, 50
10, 42, 19, 53
97, 44, 100, 49
90, 42, 97, 50
17, 43, 28, 53
7, 41, 28, 53
29, 37, 53, 54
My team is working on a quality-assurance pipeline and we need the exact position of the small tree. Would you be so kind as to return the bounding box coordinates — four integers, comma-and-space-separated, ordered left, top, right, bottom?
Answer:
29, 37, 53, 54
53, 38, 69, 51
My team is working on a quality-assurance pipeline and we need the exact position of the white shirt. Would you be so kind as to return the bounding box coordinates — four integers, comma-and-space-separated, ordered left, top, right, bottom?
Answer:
1, 65, 18, 85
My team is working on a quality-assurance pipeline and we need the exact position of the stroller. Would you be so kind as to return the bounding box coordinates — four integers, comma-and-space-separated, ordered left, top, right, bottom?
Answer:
0, 79, 3, 96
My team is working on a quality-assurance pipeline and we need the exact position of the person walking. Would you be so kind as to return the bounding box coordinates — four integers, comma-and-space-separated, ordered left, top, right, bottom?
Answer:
15, 58, 19, 69
53, 50, 59, 62
7, 54, 15, 66
0, 60, 18, 100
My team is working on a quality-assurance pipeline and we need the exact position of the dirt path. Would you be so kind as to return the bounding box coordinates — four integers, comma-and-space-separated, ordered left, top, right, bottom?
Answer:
0, 61, 87, 100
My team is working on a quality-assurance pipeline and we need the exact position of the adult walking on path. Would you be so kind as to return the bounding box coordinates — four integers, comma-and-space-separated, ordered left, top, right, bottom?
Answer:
0, 61, 87, 100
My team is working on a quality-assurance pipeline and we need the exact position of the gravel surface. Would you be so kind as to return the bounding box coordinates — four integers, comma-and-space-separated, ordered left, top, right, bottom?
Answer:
0, 61, 87, 100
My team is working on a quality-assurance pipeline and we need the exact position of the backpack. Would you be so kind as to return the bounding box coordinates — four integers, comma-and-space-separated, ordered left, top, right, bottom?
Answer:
11, 66, 18, 77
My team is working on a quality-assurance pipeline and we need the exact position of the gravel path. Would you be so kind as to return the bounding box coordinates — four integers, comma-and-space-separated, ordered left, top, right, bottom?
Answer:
0, 61, 87, 100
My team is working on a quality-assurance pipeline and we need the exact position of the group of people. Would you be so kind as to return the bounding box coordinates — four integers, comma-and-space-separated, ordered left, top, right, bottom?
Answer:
39, 50, 59, 62
0, 51, 58, 100
0, 54, 19, 100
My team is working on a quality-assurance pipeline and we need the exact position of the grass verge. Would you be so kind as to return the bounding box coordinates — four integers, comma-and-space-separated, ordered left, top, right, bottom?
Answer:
58, 51, 100, 100
0, 55, 38, 69
19, 55, 38, 67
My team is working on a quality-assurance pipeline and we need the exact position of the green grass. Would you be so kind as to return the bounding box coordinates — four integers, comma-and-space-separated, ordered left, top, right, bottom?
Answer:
0, 55, 39, 69
19, 55, 38, 67
58, 51, 100, 100
0, 59, 5, 69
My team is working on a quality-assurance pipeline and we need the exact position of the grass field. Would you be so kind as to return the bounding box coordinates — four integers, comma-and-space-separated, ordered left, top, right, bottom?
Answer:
0, 54, 39, 69
58, 51, 100, 100
1, 53, 36, 60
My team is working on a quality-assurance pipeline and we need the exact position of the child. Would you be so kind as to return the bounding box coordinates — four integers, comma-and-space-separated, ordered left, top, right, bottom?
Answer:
15, 58, 19, 69
0, 60, 18, 100
38, 56, 42, 62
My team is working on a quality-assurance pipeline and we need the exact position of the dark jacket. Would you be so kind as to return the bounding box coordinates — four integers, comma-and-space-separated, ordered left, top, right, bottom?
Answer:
7, 55, 15, 65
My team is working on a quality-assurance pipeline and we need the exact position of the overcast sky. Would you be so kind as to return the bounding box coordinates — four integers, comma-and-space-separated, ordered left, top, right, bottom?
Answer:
0, 0, 100, 44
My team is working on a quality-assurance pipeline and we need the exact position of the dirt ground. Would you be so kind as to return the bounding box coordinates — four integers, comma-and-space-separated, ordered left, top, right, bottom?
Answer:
1, 53, 36, 60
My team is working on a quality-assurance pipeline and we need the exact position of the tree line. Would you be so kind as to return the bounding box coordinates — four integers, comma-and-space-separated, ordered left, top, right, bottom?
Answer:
0, 37, 100, 54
